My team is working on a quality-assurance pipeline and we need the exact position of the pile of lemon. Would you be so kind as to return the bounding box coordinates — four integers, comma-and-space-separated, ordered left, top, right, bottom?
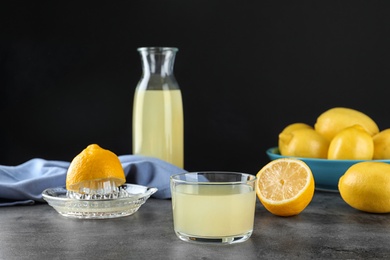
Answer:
278, 107, 390, 213
279, 107, 390, 160
255, 107, 390, 216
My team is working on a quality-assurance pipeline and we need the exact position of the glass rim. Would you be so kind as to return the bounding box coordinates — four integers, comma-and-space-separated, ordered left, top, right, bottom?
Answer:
170, 171, 257, 185
137, 47, 179, 53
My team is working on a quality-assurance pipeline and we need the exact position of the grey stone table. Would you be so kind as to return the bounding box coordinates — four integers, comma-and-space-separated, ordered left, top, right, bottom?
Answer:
1, 191, 390, 259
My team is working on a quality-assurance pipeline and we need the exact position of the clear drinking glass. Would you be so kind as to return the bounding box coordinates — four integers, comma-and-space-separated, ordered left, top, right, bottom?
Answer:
170, 172, 257, 245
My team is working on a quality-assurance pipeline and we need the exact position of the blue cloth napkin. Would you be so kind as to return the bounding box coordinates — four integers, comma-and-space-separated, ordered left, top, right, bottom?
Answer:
0, 155, 186, 206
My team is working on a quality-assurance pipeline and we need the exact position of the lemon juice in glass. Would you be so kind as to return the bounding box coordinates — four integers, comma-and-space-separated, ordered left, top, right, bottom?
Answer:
170, 172, 256, 244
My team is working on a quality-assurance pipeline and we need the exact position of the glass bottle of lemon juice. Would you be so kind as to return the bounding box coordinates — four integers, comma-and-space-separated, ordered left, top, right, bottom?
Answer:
132, 47, 184, 168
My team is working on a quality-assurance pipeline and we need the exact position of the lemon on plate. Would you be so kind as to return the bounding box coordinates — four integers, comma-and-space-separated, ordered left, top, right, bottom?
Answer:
373, 129, 390, 159
278, 122, 312, 151
327, 125, 374, 160
256, 158, 315, 217
339, 161, 390, 213
279, 128, 329, 159
66, 144, 126, 192
314, 107, 379, 141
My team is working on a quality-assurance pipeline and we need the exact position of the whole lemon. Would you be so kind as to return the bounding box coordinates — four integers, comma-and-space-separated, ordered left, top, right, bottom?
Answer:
279, 128, 329, 158
327, 125, 374, 160
278, 123, 312, 151
339, 162, 390, 213
373, 129, 390, 159
314, 107, 379, 141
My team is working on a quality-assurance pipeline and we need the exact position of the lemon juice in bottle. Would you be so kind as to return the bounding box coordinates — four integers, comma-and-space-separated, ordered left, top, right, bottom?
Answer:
132, 47, 184, 168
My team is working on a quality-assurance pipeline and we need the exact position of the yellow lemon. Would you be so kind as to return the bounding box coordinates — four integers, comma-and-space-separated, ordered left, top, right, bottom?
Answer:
314, 107, 379, 141
66, 144, 126, 192
278, 123, 312, 151
256, 158, 315, 217
339, 162, 390, 213
373, 129, 390, 159
279, 128, 329, 158
327, 125, 374, 160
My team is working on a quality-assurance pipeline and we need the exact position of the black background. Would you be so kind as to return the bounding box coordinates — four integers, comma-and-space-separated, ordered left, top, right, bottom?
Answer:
1, 1, 390, 175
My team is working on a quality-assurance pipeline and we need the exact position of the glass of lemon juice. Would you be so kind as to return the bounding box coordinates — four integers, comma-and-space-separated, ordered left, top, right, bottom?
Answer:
170, 172, 257, 244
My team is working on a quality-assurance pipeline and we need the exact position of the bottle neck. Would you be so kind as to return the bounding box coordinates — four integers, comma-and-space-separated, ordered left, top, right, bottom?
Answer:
138, 47, 178, 77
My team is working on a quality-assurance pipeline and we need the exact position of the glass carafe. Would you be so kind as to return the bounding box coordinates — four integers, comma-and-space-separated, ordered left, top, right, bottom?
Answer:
132, 47, 184, 168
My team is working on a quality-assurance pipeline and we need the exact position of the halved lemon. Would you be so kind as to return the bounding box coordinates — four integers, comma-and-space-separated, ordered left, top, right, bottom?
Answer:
256, 158, 315, 217
66, 144, 126, 193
